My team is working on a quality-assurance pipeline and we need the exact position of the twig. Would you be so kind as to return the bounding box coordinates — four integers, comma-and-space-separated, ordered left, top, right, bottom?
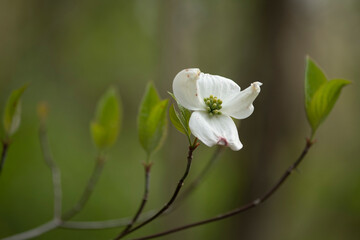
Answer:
1, 219, 60, 240
60, 211, 156, 230
177, 146, 222, 203
1, 155, 106, 240
61, 146, 222, 230
39, 123, 62, 218
1, 115, 106, 240
131, 138, 314, 240
2, 139, 215, 239
62, 155, 106, 221
117, 163, 152, 238
114, 139, 199, 239
0, 140, 10, 175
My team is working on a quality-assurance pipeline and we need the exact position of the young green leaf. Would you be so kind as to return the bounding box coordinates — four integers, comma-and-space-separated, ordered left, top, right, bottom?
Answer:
3, 84, 28, 137
305, 56, 327, 109
138, 83, 168, 157
304, 57, 350, 138
169, 104, 187, 135
307, 79, 350, 135
168, 92, 191, 136
90, 87, 122, 150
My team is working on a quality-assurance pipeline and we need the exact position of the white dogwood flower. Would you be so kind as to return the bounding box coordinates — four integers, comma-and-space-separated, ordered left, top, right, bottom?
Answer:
173, 68, 262, 151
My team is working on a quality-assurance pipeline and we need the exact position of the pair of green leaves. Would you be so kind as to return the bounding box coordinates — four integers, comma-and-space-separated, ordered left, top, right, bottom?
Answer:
168, 93, 192, 144
3, 84, 28, 139
91, 87, 122, 150
138, 83, 169, 160
305, 57, 350, 138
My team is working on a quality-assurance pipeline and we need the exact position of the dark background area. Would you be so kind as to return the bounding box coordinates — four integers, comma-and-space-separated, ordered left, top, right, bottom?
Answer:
0, 0, 359, 239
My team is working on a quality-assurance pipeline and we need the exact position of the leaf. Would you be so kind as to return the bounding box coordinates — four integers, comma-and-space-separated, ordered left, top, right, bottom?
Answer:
138, 83, 168, 157
304, 57, 351, 137
168, 92, 191, 136
306, 79, 350, 134
3, 84, 28, 137
169, 104, 187, 135
305, 56, 327, 109
91, 87, 122, 149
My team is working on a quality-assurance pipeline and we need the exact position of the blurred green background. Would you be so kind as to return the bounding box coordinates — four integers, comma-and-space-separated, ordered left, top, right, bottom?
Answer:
0, 0, 359, 239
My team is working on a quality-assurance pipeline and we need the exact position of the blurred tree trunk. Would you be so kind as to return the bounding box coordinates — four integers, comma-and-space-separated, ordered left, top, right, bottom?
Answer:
233, 0, 291, 239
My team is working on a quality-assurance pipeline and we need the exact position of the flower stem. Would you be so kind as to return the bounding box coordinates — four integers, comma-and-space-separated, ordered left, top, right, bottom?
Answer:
114, 140, 198, 239
131, 138, 314, 240
176, 146, 222, 203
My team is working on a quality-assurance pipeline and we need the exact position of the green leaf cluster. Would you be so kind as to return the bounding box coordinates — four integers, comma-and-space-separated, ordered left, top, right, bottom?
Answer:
138, 83, 169, 159
168, 92, 192, 144
3, 84, 28, 138
305, 56, 350, 138
91, 87, 122, 150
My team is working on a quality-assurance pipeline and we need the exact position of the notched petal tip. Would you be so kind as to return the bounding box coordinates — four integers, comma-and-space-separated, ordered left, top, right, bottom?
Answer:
218, 137, 243, 151
221, 81, 262, 119
251, 82, 263, 93
182, 68, 201, 81
217, 137, 228, 146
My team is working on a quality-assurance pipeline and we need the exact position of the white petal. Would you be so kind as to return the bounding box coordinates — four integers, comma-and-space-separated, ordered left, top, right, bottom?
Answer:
189, 111, 243, 151
222, 82, 262, 119
197, 73, 240, 102
173, 68, 204, 111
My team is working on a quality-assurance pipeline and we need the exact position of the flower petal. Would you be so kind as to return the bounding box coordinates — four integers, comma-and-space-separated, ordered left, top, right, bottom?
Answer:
173, 69, 204, 111
222, 82, 262, 119
197, 73, 240, 102
189, 111, 243, 151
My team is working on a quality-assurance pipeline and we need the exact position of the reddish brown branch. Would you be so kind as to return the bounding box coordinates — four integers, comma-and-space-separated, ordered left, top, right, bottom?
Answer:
132, 138, 314, 240
115, 140, 199, 239
117, 163, 152, 238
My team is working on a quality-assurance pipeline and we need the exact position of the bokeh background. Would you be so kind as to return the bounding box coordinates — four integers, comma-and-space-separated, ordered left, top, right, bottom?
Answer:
0, 0, 359, 239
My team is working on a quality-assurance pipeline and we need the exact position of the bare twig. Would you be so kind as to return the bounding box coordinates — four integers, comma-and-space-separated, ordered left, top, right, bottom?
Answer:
39, 123, 62, 218
1, 219, 60, 240
117, 163, 152, 238
61, 146, 222, 230
0, 140, 10, 175
177, 146, 222, 203
1, 139, 106, 240
132, 138, 314, 240
2, 139, 219, 239
114, 139, 199, 239
62, 156, 106, 221
60, 211, 156, 230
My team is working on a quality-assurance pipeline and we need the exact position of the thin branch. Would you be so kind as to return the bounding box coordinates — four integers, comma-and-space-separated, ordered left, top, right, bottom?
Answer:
2, 140, 215, 239
62, 156, 106, 221
1, 155, 106, 240
60, 210, 157, 230
0, 140, 10, 175
39, 123, 62, 218
60, 146, 221, 230
1, 219, 60, 240
177, 146, 222, 203
114, 140, 199, 239
117, 163, 152, 238
132, 138, 314, 240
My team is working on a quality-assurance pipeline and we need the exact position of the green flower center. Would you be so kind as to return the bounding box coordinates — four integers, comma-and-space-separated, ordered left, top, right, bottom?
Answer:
204, 95, 222, 116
